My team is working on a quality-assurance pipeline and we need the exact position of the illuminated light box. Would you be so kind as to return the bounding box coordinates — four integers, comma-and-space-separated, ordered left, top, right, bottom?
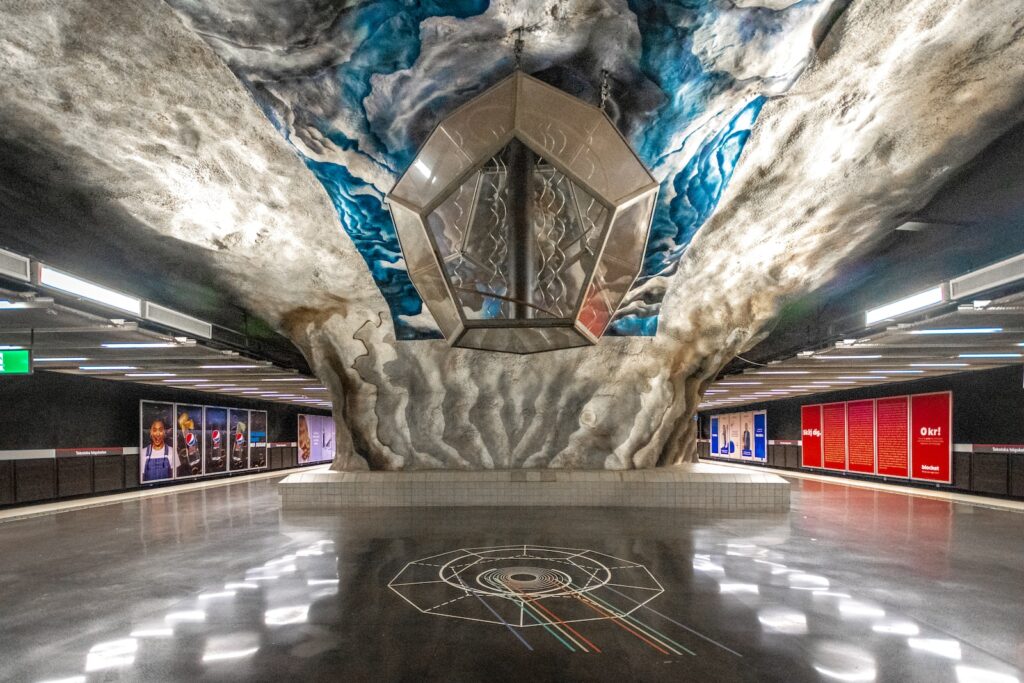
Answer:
37, 264, 142, 315
0, 348, 32, 375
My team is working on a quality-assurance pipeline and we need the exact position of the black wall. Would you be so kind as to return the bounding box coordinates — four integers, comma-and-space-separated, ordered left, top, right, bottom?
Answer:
699, 365, 1024, 444
0, 370, 330, 450
697, 365, 1024, 499
0, 371, 333, 508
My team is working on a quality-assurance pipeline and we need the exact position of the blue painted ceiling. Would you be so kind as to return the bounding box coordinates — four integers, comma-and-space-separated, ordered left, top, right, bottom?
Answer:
169, 0, 841, 339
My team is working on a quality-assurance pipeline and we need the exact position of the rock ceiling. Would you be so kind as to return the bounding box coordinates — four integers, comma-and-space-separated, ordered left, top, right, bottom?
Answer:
1, 0, 1022, 469
165, 0, 846, 338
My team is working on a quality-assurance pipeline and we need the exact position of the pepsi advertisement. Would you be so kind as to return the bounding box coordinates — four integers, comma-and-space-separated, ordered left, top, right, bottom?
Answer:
175, 404, 204, 477
204, 406, 228, 474
710, 410, 768, 462
140, 403, 270, 484
228, 409, 249, 471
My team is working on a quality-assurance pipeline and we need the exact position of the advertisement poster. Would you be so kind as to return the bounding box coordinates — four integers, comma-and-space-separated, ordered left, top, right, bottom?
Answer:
203, 407, 228, 474
175, 404, 204, 478
710, 416, 719, 456
846, 400, 875, 474
709, 410, 766, 461
298, 414, 336, 464
801, 391, 949, 483
249, 410, 268, 469
800, 405, 823, 468
140, 401, 176, 483
822, 403, 847, 470
228, 409, 249, 471
911, 392, 952, 483
876, 397, 909, 478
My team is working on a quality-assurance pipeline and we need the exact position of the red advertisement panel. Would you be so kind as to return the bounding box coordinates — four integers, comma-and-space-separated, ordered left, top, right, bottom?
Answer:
876, 396, 909, 478
822, 403, 847, 470
801, 405, 822, 468
911, 392, 952, 483
846, 400, 875, 473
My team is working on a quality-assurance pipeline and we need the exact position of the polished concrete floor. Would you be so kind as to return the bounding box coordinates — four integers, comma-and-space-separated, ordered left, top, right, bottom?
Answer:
1, 476, 1022, 682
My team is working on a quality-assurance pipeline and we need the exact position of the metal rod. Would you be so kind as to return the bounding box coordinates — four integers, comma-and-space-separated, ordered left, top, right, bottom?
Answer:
508, 138, 535, 319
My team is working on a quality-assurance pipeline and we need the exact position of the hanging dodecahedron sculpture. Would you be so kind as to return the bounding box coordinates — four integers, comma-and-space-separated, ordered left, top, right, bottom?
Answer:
387, 72, 658, 353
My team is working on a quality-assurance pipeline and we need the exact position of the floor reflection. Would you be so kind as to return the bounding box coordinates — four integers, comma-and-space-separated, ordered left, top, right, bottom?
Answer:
8, 478, 1023, 682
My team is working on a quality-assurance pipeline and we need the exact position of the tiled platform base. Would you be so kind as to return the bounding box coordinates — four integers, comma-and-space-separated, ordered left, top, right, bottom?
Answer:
278, 463, 789, 511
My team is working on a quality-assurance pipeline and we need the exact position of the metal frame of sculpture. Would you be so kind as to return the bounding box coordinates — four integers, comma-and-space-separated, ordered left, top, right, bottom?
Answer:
387, 72, 659, 354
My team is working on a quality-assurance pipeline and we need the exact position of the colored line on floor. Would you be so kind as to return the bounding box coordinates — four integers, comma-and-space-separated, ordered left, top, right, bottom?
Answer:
604, 585, 743, 658
578, 589, 694, 656
569, 589, 674, 656
467, 589, 535, 652
486, 576, 584, 652
514, 588, 601, 654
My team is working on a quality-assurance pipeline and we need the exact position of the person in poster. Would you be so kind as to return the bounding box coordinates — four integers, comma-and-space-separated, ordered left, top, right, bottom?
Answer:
141, 402, 178, 482
204, 407, 227, 474
298, 414, 311, 463
742, 422, 752, 455
176, 406, 203, 477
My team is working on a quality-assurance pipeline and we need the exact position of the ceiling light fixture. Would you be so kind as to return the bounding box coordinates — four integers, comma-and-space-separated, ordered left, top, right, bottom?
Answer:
959, 353, 1022, 359
865, 286, 945, 325
38, 265, 142, 315
909, 327, 1002, 335
909, 363, 968, 367
387, 71, 658, 354
870, 369, 924, 374
101, 342, 177, 349
80, 365, 137, 371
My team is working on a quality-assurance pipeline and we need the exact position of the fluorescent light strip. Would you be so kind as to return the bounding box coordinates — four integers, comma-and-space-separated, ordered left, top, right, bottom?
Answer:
260, 378, 306, 382
718, 382, 763, 386
38, 265, 142, 315
813, 355, 882, 360
909, 363, 968, 368
870, 369, 923, 374
35, 357, 88, 362
865, 286, 944, 325
163, 379, 209, 383
752, 371, 810, 375
0, 345, 24, 350
909, 327, 1002, 335
101, 342, 177, 349
959, 353, 1022, 359
125, 373, 176, 378
200, 364, 262, 369
0, 301, 29, 309
80, 365, 137, 371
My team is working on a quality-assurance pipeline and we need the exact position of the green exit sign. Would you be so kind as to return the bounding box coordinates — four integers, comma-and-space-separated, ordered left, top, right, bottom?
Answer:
0, 349, 31, 375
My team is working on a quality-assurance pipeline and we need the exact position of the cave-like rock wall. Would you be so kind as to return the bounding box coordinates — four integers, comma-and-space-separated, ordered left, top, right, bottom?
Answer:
1, 0, 1022, 469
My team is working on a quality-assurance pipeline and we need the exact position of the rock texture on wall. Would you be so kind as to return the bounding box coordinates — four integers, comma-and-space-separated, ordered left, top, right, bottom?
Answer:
1, 0, 1022, 469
